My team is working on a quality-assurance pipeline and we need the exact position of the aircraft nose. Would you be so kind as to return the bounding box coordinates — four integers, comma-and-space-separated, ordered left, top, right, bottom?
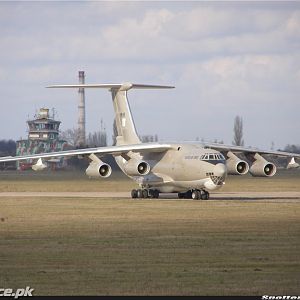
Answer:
214, 163, 227, 177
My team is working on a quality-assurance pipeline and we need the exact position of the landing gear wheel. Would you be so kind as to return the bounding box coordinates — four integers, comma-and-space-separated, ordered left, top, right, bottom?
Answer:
142, 189, 148, 198
137, 189, 143, 198
147, 189, 153, 198
199, 190, 205, 200
178, 192, 184, 199
192, 190, 200, 200
131, 189, 137, 198
203, 191, 209, 200
149, 189, 158, 198
153, 189, 159, 199
184, 190, 192, 199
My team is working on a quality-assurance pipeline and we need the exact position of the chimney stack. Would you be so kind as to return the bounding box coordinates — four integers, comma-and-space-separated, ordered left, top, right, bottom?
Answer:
78, 71, 86, 146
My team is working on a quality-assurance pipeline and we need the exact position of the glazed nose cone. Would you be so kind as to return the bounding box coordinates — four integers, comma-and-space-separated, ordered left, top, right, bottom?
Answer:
214, 163, 227, 177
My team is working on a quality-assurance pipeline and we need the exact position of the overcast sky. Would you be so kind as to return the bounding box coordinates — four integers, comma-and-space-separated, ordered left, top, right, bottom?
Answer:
0, 1, 299, 149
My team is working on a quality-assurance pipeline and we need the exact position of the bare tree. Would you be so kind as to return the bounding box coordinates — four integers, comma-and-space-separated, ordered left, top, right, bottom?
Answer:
140, 134, 159, 143
60, 128, 81, 147
232, 115, 244, 146
86, 119, 107, 147
0, 139, 16, 156
284, 144, 300, 154
87, 131, 107, 147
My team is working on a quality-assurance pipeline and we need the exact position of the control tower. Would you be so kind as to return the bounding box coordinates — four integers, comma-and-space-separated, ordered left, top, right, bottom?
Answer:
27, 108, 61, 141
16, 108, 70, 170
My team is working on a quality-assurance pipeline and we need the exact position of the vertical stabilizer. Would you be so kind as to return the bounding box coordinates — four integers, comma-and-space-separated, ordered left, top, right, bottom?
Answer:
111, 83, 140, 145
47, 82, 174, 146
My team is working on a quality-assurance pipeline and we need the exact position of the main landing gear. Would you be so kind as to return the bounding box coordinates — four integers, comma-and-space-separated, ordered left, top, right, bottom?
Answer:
131, 189, 160, 199
178, 189, 210, 200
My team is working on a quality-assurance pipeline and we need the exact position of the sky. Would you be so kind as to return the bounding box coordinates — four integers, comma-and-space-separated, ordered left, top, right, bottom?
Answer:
0, 1, 299, 149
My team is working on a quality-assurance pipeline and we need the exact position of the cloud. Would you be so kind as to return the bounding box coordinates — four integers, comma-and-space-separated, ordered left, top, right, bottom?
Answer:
0, 2, 299, 148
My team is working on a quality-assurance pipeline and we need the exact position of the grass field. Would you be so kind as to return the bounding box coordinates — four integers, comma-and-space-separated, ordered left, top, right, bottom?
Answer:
0, 168, 299, 193
0, 170, 299, 295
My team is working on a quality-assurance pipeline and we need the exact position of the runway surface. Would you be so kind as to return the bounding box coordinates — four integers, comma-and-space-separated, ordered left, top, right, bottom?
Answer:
0, 191, 300, 201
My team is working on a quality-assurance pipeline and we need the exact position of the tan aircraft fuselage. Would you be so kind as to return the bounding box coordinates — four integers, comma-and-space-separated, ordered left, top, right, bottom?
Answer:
116, 144, 227, 193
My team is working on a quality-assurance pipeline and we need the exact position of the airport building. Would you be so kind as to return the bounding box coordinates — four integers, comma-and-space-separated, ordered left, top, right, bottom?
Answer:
16, 108, 71, 170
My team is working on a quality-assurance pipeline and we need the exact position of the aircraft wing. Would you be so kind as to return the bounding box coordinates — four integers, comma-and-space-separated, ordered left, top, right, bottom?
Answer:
203, 142, 300, 158
0, 143, 172, 163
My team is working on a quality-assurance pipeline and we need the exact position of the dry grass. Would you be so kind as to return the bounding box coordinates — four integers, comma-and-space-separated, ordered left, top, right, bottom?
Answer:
0, 171, 138, 192
0, 169, 299, 193
0, 197, 299, 295
0, 169, 299, 295
221, 169, 300, 192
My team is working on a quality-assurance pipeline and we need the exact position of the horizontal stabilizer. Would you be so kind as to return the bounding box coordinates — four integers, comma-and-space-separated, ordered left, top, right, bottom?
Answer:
47, 82, 175, 91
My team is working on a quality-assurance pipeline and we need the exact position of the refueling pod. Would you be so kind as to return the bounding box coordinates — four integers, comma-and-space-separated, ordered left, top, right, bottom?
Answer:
226, 151, 249, 175
123, 159, 151, 176
287, 157, 299, 169
249, 153, 276, 177
32, 158, 47, 171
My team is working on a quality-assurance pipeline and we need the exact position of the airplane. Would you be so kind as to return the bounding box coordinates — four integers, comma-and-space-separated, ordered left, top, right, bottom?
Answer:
0, 82, 299, 200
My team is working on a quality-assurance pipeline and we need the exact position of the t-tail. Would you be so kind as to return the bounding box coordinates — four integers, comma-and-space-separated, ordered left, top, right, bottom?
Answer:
47, 82, 174, 145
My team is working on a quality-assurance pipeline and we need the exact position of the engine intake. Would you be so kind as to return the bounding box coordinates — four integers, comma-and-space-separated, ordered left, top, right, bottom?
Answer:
226, 151, 249, 175
86, 161, 112, 178
124, 160, 151, 176
249, 153, 277, 177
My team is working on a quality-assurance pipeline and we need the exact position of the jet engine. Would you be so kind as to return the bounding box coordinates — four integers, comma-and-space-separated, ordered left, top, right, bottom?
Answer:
123, 160, 151, 176
249, 153, 276, 177
86, 161, 112, 178
226, 151, 249, 175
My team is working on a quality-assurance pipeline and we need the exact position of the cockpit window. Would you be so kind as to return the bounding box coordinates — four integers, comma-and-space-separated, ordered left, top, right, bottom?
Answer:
185, 152, 225, 161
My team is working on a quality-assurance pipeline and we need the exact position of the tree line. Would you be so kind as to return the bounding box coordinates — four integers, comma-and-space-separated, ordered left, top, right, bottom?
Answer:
0, 115, 299, 165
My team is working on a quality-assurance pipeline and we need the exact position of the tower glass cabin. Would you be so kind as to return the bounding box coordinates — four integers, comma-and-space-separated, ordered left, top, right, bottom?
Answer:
16, 108, 70, 170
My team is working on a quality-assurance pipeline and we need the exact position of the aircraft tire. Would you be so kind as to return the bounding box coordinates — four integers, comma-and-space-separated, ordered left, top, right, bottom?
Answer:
203, 191, 209, 200
178, 192, 184, 199
200, 190, 207, 200
148, 189, 157, 198
148, 189, 153, 198
142, 189, 148, 198
137, 189, 143, 198
131, 189, 137, 198
192, 190, 200, 200
199, 190, 209, 200
185, 190, 192, 199
153, 189, 159, 198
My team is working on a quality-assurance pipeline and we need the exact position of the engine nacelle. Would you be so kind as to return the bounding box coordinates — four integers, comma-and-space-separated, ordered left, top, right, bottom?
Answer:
226, 151, 249, 175
123, 160, 151, 176
86, 161, 112, 178
249, 153, 277, 177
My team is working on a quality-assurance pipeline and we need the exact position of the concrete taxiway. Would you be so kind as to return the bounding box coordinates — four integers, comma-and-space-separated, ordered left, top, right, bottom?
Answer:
0, 191, 299, 201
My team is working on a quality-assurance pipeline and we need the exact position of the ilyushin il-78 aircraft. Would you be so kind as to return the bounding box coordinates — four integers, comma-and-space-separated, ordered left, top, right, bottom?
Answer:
0, 82, 299, 200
